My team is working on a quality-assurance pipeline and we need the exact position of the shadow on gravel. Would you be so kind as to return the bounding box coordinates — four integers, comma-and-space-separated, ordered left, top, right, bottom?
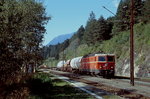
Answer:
117, 89, 144, 99
114, 76, 129, 79
117, 89, 136, 95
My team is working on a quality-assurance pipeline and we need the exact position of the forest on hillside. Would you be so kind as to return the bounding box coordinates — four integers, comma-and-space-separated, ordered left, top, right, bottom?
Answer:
43, 0, 150, 61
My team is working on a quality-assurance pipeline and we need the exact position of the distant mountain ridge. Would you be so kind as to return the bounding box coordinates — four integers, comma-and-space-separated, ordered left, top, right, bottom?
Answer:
47, 32, 74, 46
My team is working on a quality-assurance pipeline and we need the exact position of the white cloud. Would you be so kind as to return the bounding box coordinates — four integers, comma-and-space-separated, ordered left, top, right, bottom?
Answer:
112, 0, 120, 8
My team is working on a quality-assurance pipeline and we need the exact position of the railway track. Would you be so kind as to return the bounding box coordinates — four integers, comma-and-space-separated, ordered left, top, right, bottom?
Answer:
42, 69, 150, 99
48, 68, 150, 84
113, 78, 150, 87
47, 68, 150, 86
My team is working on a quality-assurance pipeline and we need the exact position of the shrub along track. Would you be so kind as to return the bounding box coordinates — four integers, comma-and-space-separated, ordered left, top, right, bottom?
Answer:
47, 69, 150, 99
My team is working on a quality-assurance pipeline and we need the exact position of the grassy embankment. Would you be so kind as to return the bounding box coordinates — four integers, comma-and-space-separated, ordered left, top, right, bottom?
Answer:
29, 73, 94, 99
0, 72, 94, 99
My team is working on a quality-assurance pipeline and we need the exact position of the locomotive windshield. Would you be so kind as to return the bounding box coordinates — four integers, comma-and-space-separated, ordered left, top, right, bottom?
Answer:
107, 56, 115, 62
98, 56, 106, 61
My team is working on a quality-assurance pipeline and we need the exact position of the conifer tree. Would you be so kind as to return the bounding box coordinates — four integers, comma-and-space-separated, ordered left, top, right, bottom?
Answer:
76, 25, 85, 44
142, 0, 150, 22
134, 0, 144, 23
94, 16, 107, 42
112, 0, 143, 35
112, 0, 130, 35
84, 11, 97, 45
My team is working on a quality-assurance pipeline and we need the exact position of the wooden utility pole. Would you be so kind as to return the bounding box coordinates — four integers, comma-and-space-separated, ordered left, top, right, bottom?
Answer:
102, 0, 135, 86
63, 50, 64, 67
130, 0, 134, 86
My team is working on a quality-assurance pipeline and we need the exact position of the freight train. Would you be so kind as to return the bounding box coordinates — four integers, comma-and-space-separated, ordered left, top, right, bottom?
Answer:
57, 53, 115, 78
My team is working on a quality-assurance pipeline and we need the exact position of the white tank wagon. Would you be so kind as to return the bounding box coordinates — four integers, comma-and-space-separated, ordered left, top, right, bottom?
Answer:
70, 56, 83, 69
57, 61, 65, 69
65, 60, 71, 66
63, 60, 72, 71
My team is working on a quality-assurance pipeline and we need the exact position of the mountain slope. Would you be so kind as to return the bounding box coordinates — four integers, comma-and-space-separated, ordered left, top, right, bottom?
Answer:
47, 32, 74, 46
60, 23, 150, 77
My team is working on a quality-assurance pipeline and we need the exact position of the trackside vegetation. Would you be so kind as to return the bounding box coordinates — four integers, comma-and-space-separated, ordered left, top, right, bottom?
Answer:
0, 0, 50, 98
0, 72, 95, 99
28, 73, 95, 99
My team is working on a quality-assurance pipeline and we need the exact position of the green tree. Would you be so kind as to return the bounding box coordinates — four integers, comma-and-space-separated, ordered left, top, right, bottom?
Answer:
76, 25, 85, 44
142, 0, 150, 22
20, 0, 50, 73
106, 16, 115, 37
83, 11, 97, 45
0, 0, 50, 85
94, 16, 109, 42
112, 0, 143, 35
134, 0, 144, 23
112, 0, 130, 35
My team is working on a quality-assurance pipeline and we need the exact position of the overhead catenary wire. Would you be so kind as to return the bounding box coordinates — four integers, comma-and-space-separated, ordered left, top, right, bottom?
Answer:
102, 6, 116, 16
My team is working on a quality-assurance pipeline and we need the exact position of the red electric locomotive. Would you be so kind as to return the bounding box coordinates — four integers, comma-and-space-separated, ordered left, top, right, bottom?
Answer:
80, 54, 115, 77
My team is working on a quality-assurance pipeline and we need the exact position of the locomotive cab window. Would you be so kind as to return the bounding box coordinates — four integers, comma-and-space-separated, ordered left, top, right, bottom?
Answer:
98, 56, 106, 61
107, 56, 114, 62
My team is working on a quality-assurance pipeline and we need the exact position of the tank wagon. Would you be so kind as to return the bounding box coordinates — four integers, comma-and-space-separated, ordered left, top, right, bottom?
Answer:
57, 53, 115, 77
70, 56, 82, 72
63, 60, 72, 72
56, 61, 65, 71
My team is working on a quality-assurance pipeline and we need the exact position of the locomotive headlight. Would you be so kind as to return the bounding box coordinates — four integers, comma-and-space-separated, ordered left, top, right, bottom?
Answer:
111, 66, 113, 69
104, 63, 108, 67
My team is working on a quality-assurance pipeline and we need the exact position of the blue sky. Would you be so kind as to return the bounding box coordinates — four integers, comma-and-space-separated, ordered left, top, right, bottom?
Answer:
43, 0, 121, 45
